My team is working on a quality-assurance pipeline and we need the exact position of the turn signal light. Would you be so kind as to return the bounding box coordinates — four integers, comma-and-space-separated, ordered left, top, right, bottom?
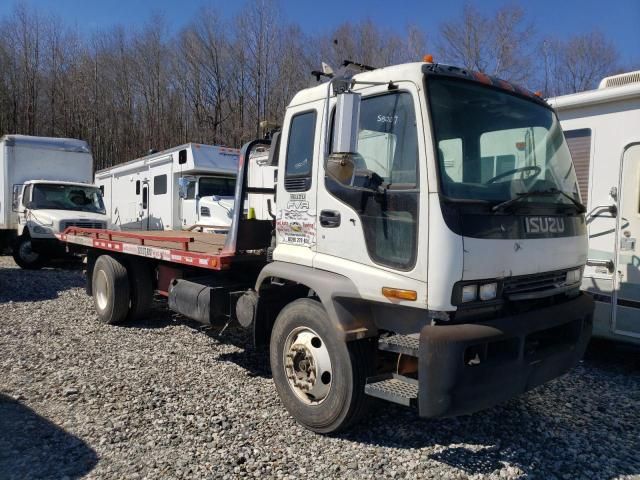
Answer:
382, 287, 417, 301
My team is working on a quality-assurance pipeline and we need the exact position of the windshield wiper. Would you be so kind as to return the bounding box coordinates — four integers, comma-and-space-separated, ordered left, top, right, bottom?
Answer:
492, 188, 586, 213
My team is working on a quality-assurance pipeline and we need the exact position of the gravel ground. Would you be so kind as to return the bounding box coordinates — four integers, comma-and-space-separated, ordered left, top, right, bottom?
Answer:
0, 255, 639, 480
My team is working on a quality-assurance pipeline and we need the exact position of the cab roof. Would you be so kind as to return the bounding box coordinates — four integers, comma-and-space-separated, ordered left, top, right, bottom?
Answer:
288, 61, 545, 109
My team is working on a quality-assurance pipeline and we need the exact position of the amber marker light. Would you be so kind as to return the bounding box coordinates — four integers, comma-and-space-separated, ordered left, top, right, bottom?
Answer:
423, 54, 434, 63
382, 287, 418, 301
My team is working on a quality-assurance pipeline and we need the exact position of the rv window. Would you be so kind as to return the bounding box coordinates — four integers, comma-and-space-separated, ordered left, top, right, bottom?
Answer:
136, 180, 140, 195
154, 175, 167, 195
142, 186, 148, 209
284, 110, 317, 191
178, 149, 187, 165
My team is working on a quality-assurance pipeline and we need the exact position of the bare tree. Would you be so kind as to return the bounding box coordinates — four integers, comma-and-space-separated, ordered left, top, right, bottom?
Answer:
437, 3, 535, 83
544, 31, 620, 95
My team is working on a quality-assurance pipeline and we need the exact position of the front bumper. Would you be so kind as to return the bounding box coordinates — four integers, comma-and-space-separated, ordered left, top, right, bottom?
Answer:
418, 293, 594, 417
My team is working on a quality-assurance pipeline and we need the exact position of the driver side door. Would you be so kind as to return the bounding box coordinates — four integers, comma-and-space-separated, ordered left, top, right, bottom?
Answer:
315, 84, 427, 294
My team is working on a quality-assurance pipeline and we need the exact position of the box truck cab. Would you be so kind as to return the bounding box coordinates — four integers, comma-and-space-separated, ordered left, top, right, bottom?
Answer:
0, 135, 108, 269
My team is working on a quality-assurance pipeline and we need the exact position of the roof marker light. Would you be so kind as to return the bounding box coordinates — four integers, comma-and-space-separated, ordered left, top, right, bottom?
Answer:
423, 54, 434, 63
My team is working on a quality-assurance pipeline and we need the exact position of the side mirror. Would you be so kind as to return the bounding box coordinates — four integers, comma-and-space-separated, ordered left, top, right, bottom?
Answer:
178, 177, 189, 199
333, 92, 360, 154
326, 153, 356, 185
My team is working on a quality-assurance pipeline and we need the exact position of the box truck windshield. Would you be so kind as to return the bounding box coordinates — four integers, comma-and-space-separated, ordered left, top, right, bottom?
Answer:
429, 76, 580, 210
30, 184, 106, 214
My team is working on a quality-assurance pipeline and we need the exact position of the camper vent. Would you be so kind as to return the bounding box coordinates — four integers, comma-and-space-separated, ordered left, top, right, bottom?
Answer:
598, 71, 640, 89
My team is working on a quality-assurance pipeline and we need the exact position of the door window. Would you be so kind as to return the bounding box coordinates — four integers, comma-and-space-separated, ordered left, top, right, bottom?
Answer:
142, 186, 148, 210
326, 91, 419, 270
284, 110, 317, 192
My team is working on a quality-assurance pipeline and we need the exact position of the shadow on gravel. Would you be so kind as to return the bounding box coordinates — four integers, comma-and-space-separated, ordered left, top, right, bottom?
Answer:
0, 261, 85, 303
0, 394, 98, 479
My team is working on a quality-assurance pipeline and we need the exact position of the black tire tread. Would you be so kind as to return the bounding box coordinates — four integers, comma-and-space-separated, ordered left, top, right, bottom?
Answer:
126, 260, 153, 321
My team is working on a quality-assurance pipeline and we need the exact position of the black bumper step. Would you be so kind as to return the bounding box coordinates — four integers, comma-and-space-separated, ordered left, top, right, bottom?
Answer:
364, 374, 418, 407
378, 334, 419, 357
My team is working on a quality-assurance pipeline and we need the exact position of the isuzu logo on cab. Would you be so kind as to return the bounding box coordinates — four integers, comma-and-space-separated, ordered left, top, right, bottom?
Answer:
525, 216, 566, 234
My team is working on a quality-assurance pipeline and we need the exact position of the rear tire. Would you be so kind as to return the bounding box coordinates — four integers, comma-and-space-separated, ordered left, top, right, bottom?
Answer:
270, 298, 375, 433
12, 235, 45, 270
92, 255, 130, 324
126, 260, 154, 321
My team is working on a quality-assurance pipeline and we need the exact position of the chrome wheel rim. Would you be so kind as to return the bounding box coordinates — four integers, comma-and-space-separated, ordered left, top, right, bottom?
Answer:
95, 269, 109, 311
283, 327, 332, 405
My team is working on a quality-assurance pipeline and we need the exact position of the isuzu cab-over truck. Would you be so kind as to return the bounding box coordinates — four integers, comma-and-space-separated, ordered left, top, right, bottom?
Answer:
60, 61, 594, 433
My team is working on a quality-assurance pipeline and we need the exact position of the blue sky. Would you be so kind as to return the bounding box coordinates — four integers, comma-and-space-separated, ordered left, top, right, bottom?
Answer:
2, 0, 639, 64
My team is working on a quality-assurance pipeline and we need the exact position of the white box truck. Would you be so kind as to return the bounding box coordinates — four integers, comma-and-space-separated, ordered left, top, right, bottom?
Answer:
548, 71, 640, 345
0, 135, 108, 269
95, 144, 276, 234
61, 61, 594, 433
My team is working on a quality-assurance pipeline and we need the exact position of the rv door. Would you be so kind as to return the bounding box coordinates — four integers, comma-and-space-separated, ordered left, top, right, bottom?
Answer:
178, 176, 198, 228
614, 143, 640, 339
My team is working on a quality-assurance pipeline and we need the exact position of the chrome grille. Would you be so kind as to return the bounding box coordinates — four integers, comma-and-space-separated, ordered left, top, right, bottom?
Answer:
503, 270, 569, 297
61, 220, 106, 230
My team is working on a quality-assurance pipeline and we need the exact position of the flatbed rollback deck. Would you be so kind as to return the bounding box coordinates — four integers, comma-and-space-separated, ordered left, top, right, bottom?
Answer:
61, 61, 594, 433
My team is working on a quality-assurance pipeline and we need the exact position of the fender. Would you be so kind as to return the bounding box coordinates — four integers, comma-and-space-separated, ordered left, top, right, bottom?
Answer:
255, 261, 378, 342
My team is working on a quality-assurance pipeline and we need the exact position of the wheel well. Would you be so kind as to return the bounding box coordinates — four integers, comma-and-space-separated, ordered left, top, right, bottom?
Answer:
253, 278, 315, 348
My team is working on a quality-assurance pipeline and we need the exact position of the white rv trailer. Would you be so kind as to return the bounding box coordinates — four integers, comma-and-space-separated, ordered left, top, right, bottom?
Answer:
549, 71, 640, 345
95, 144, 276, 234
0, 135, 108, 269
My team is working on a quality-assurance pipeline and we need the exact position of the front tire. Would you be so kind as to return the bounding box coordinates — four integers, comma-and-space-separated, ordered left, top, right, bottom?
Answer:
92, 255, 130, 324
270, 298, 375, 433
12, 235, 45, 270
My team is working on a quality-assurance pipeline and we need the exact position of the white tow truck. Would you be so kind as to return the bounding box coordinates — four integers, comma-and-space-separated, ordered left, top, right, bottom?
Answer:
60, 61, 594, 433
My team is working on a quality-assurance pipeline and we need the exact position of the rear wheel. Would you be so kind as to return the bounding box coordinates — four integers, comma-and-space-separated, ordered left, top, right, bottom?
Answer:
92, 255, 130, 324
12, 234, 45, 270
270, 298, 375, 433
126, 260, 154, 321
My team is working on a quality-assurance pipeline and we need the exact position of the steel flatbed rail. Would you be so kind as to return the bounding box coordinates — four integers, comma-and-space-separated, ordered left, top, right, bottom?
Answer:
57, 227, 264, 270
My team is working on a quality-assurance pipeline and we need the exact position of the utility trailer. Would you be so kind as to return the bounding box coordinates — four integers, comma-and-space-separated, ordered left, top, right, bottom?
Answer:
61, 60, 594, 433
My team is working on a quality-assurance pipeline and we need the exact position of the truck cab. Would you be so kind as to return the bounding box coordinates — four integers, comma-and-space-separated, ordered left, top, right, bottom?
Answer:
256, 61, 593, 429
12, 180, 108, 268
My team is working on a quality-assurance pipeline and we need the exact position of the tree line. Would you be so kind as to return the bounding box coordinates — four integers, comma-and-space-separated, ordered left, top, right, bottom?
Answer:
0, 1, 631, 169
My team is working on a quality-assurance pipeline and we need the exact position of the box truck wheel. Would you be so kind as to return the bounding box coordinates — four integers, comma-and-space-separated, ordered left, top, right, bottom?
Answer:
126, 260, 153, 321
12, 234, 45, 270
270, 298, 375, 433
92, 255, 130, 324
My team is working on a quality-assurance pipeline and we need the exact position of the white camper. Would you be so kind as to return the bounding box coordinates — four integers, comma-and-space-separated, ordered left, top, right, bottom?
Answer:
0, 135, 108, 269
549, 71, 640, 345
95, 144, 240, 233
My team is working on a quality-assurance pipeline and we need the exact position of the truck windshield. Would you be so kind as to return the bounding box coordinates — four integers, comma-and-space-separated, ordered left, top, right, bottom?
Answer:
199, 177, 236, 197
31, 184, 106, 214
428, 76, 580, 210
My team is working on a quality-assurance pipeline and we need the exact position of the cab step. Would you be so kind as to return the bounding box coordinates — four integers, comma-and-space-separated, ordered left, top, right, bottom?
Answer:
364, 374, 418, 407
378, 334, 419, 357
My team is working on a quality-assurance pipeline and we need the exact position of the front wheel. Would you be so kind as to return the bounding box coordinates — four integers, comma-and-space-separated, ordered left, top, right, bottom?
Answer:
270, 298, 375, 433
12, 235, 45, 270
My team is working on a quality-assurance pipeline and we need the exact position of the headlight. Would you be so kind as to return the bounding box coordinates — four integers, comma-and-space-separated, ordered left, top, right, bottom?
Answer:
566, 268, 582, 285
479, 282, 498, 301
32, 225, 52, 234
461, 284, 478, 303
